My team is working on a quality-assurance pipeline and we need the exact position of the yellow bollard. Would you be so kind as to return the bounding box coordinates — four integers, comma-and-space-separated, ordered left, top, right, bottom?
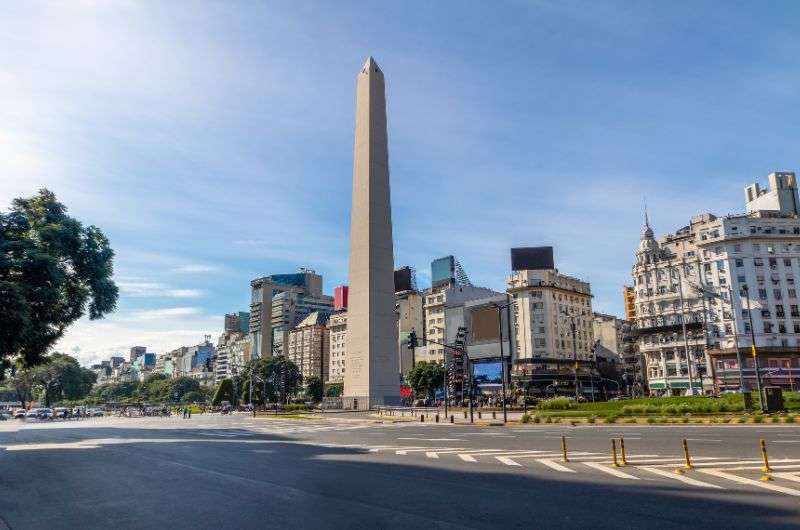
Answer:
760, 438, 773, 481
619, 437, 628, 466
561, 435, 569, 463
682, 438, 693, 470
611, 439, 620, 467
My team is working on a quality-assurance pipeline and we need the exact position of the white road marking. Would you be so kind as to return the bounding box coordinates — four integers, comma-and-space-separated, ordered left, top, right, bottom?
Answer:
496, 456, 521, 466
583, 462, 639, 480
699, 469, 800, 496
772, 440, 800, 443
685, 438, 723, 442
652, 458, 800, 468
774, 472, 800, 483
397, 438, 465, 442
640, 466, 723, 488
396, 447, 465, 455
535, 459, 575, 472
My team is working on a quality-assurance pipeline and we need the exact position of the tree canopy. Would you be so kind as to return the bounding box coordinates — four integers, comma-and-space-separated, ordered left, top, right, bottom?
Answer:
240, 355, 302, 404
304, 375, 323, 403
0, 190, 118, 373
6, 352, 96, 407
407, 361, 445, 400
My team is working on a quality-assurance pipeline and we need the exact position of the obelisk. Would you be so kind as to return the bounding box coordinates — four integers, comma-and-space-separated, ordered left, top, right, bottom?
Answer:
343, 57, 399, 409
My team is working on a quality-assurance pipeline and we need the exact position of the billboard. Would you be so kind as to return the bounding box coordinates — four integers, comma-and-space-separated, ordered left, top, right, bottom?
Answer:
470, 306, 500, 344
511, 246, 554, 271
472, 359, 504, 389
394, 266, 413, 293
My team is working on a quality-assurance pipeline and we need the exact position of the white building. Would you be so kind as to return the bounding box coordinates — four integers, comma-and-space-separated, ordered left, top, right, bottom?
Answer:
507, 266, 595, 396
286, 311, 330, 382
327, 312, 347, 384
633, 171, 800, 394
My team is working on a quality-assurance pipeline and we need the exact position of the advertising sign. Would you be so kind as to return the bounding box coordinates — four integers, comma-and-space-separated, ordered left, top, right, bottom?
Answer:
473, 359, 504, 389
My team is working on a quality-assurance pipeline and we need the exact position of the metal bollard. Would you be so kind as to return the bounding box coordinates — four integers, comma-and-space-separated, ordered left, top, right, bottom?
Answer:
619, 437, 628, 466
760, 439, 772, 479
420, 414, 425, 422
435, 414, 439, 423
463, 411, 467, 419
450, 415, 454, 423
611, 439, 620, 467
682, 438, 693, 469
493, 411, 497, 419
561, 435, 569, 463
478, 411, 482, 419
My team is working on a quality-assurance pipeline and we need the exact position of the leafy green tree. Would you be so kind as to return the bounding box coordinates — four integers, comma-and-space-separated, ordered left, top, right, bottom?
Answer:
30, 353, 97, 406
183, 390, 208, 404
241, 355, 302, 403
304, 375, 323, 403
0, 190, 119, 373
324, 382, 343, 398
212, 378, 236, 406
407, 361, 445, 401
166, 376, 201, 403
135, 373, 171, 402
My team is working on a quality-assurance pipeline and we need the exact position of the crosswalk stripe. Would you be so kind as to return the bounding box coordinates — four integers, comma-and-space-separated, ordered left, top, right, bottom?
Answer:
497, 456, 521, 466
699, 469, 800, 496
535, 459, 575, 473
652, 458, 800, 468
640, 466, 723, 489
773, 472, 800, 483
584, 462, 639, 480
397, 447, 465, 455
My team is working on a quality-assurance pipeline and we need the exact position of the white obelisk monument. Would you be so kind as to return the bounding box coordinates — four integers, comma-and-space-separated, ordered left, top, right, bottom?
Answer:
343, 57, 400, 409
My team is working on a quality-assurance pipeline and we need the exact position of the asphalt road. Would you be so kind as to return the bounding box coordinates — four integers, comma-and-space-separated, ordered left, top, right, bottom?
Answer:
2, 414, 800, 529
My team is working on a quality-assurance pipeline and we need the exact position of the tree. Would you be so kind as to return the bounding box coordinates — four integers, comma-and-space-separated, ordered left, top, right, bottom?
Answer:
30, 353, 97, 406
304, 375, 323, 403
212, 378, 236, 405
166, 377, 201, 403
0, 190, 119, 373
241, 355, 302, 404
407, 361, 445, 401
324, 382, 343, 398
183, 390, 209, 404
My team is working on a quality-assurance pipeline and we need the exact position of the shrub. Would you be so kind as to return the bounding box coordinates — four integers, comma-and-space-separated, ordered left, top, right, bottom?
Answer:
771, 416, 781, 423
786, 414, 796, 424
645, 405, 660, 415
646, 417, 656, 424
624, 417, 637, 424
621, 405, 634, 416
520, 413, 532, 424
537, 397, 575, 411
736, 416, 746, 423
533, 415, 542, 424
606, 413, 619, 424
586, 416, 596, 424
681, 416, 689, 423
659, 417, 669, 423
283, 404, 309, 412
662, 405, 678, 415
753, 415, 764, 423
544, 416, 553, 424
717, 403, 729, 413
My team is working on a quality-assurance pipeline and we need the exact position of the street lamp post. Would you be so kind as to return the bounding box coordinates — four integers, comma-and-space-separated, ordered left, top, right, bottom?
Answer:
674, 265, 698, 395
742, 285, 766, 412
489, 301, 510, 424
570, 317, 579, 400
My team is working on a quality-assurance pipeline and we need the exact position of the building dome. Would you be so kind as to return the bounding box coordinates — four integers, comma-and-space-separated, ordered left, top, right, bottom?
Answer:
637, 216, 659, 258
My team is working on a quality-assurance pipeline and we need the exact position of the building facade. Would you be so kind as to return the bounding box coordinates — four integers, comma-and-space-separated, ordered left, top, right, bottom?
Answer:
632, 172, 800, 394
508, 266, 596, 397
327, 312, 347, 384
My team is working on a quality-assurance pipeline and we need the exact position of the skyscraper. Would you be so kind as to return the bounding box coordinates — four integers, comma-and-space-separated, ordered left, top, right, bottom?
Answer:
343, 57, 399, 408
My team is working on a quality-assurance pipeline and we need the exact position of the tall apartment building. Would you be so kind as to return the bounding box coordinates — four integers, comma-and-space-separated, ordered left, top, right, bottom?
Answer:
130, 346, 146, 363
632, 172, 800, 394
216, 311, 251, 382
327, 312, 347, 383
507, 247, 595, 397
396, 287, 424, 379
286, 311, 330, 382
249, 271, 334, 359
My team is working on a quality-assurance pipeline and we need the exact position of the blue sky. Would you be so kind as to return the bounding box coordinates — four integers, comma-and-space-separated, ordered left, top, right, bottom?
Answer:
1, 1, 798, 366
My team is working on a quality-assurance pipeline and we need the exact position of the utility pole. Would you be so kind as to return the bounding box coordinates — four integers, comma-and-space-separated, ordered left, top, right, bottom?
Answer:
675, 265, 698, 395
742, 285, 766, 412
570, 316, 579, 400
497, 305, 508, 423
727, 286, 747, 393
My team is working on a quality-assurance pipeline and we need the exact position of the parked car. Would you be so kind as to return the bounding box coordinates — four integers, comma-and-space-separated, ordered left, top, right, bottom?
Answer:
25, 409, 39, 418
39, 408, 53, 419
86, 409, 104, 417
0, 410, 11, 420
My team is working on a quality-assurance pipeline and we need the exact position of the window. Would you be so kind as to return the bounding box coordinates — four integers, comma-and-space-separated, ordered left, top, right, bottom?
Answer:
795, 323, 800, 334
769, 258, 778, 268
774, 289, 783, 300
776, 305, 785, 317
753, 244, 761, 252
791, 289, 798, 299
734, 244, 742, 252
736, 259, 744, 268
738, 275, 746, 283
764, 322, 774, 334
780, 323, 787, 334
759, 288, 768, 300
785, 259, 793, 267
754, 258, 764, 267
744, 322, 751, 333
762, 309, 772, 318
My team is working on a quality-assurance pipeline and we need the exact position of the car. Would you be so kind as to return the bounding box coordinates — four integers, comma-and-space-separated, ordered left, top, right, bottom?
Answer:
13, 410, 26, 419
25, 410, 38, 418
0, 411, 11, 421
87, 409, 104, 417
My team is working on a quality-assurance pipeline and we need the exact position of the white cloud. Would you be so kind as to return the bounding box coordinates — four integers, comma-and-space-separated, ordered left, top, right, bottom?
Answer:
172, 264, 220, 273
129, 307, 203, 320
117, 279, 207, 299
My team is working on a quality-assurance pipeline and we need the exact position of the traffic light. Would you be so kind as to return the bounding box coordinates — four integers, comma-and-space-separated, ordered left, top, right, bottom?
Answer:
407, 330, 418, 350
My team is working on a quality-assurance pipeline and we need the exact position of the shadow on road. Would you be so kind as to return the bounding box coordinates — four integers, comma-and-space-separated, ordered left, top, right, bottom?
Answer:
0, 424, 797, 530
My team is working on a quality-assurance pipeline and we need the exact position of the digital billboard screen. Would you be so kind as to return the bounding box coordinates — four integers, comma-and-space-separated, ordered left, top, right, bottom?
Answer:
472, 359, 503, 389
511, 246, 554, 271
470, 306, 499, 344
